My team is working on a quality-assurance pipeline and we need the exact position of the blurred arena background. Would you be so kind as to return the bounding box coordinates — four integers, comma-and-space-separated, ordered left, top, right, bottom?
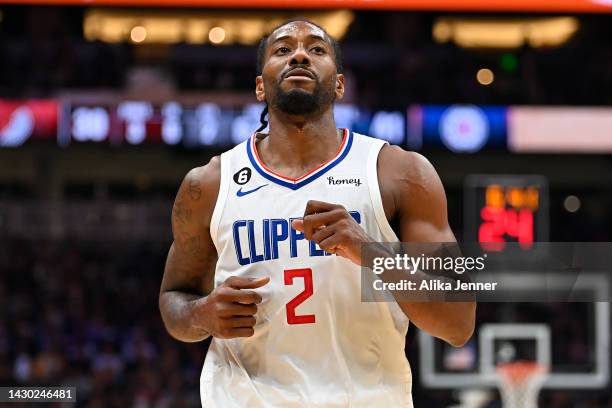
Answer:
0, 1, 611, 407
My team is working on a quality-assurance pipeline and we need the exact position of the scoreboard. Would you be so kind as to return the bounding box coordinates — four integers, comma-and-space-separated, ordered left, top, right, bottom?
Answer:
464, 175, 549, 251
0, 99, 405, 149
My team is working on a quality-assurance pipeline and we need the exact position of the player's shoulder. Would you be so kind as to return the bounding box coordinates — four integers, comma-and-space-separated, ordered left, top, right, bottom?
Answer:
174, 156, 222, 227
182, 136, 252, 191
180, 156, 222, 205
378, 144, 438, 183
351, 131, 430, 170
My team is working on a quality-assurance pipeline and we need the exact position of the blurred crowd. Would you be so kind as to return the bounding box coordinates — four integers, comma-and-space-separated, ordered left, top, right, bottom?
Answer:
0, 238, 205, 407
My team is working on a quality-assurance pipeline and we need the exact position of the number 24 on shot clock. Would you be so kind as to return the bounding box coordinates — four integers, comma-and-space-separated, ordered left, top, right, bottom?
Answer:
464, 175, 549, 251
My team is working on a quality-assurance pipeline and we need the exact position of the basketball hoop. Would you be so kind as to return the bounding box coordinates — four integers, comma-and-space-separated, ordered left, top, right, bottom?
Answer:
496, 361, 548, 408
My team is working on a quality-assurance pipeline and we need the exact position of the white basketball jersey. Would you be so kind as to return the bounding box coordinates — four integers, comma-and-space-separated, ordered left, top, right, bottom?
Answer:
201, 129, 413, 407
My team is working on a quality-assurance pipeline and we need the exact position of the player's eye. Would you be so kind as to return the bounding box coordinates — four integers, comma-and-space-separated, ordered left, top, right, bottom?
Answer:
275, 47, 291, 55
311, 46, 325, 54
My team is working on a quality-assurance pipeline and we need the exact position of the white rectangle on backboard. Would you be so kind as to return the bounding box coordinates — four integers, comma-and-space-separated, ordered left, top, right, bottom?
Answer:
419, 273, 610, 389
508, 107, 612, 153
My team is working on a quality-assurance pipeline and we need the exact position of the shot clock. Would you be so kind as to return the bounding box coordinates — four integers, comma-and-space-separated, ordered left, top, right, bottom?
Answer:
464, 175, 549, 251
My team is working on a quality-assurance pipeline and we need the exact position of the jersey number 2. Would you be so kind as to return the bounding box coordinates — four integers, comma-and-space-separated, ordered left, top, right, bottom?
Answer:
284, 268, 315, 325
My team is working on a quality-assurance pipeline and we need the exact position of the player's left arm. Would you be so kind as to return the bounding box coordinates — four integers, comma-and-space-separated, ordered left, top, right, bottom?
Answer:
379, 146, 476, 347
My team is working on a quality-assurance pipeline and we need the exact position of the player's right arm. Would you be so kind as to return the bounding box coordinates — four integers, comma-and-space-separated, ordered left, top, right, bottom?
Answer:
159, 157, 269, 342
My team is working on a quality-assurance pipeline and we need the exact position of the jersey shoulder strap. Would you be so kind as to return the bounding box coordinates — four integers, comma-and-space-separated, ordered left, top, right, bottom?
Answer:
209, 140, 248, 249
354, 133, 399, 242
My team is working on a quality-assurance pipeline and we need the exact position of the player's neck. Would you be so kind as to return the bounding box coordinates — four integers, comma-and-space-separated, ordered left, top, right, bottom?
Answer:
257, 110, 342, 178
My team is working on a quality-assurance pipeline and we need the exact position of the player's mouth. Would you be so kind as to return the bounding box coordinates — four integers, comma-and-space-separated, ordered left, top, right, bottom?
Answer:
283, 68, 316, 81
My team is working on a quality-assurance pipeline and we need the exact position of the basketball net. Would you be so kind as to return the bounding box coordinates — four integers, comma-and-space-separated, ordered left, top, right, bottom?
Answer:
496, 361, 548, 408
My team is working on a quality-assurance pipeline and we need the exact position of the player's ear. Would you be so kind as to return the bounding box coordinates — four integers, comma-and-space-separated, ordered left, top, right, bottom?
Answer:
334, 73, 345, 101
256, 76, 266, 102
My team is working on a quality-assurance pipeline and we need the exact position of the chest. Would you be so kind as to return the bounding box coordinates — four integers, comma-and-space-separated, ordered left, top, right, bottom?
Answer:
222, 187, 366, 265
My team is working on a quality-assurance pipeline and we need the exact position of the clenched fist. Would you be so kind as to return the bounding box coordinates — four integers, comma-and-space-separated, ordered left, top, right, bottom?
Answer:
191, 276, 270, 339
292, 200, 373, 266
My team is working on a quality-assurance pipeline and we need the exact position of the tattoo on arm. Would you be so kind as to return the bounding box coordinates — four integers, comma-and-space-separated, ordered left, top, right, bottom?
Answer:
170, 175, 215, 280
188, 180, 202, 201
172, 199, 192, 225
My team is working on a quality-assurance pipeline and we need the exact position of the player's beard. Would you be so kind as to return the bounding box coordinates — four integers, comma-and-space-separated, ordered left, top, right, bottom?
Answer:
272, 79, 335, 116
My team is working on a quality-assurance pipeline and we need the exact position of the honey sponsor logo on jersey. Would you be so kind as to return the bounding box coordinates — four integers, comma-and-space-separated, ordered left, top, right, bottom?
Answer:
326, 176, 362, 188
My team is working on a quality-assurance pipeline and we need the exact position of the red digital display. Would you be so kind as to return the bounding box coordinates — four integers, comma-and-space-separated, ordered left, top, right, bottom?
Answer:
465, 175, 548, 251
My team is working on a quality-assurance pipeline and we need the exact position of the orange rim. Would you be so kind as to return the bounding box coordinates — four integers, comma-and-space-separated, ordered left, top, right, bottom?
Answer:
496, 361, 547, 386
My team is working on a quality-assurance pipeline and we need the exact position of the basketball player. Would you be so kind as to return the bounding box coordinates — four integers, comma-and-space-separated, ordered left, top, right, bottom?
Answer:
159, 20, 476, 407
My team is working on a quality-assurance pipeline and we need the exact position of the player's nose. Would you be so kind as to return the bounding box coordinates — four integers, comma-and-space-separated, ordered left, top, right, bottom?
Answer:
289, 46, 310, 66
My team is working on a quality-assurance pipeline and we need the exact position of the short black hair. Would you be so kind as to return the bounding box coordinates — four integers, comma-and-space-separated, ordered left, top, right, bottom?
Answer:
256, 19, 343, 75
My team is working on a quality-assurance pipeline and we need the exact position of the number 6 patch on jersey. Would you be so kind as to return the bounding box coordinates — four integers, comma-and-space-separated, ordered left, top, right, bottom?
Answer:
233, 167, 252, 185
